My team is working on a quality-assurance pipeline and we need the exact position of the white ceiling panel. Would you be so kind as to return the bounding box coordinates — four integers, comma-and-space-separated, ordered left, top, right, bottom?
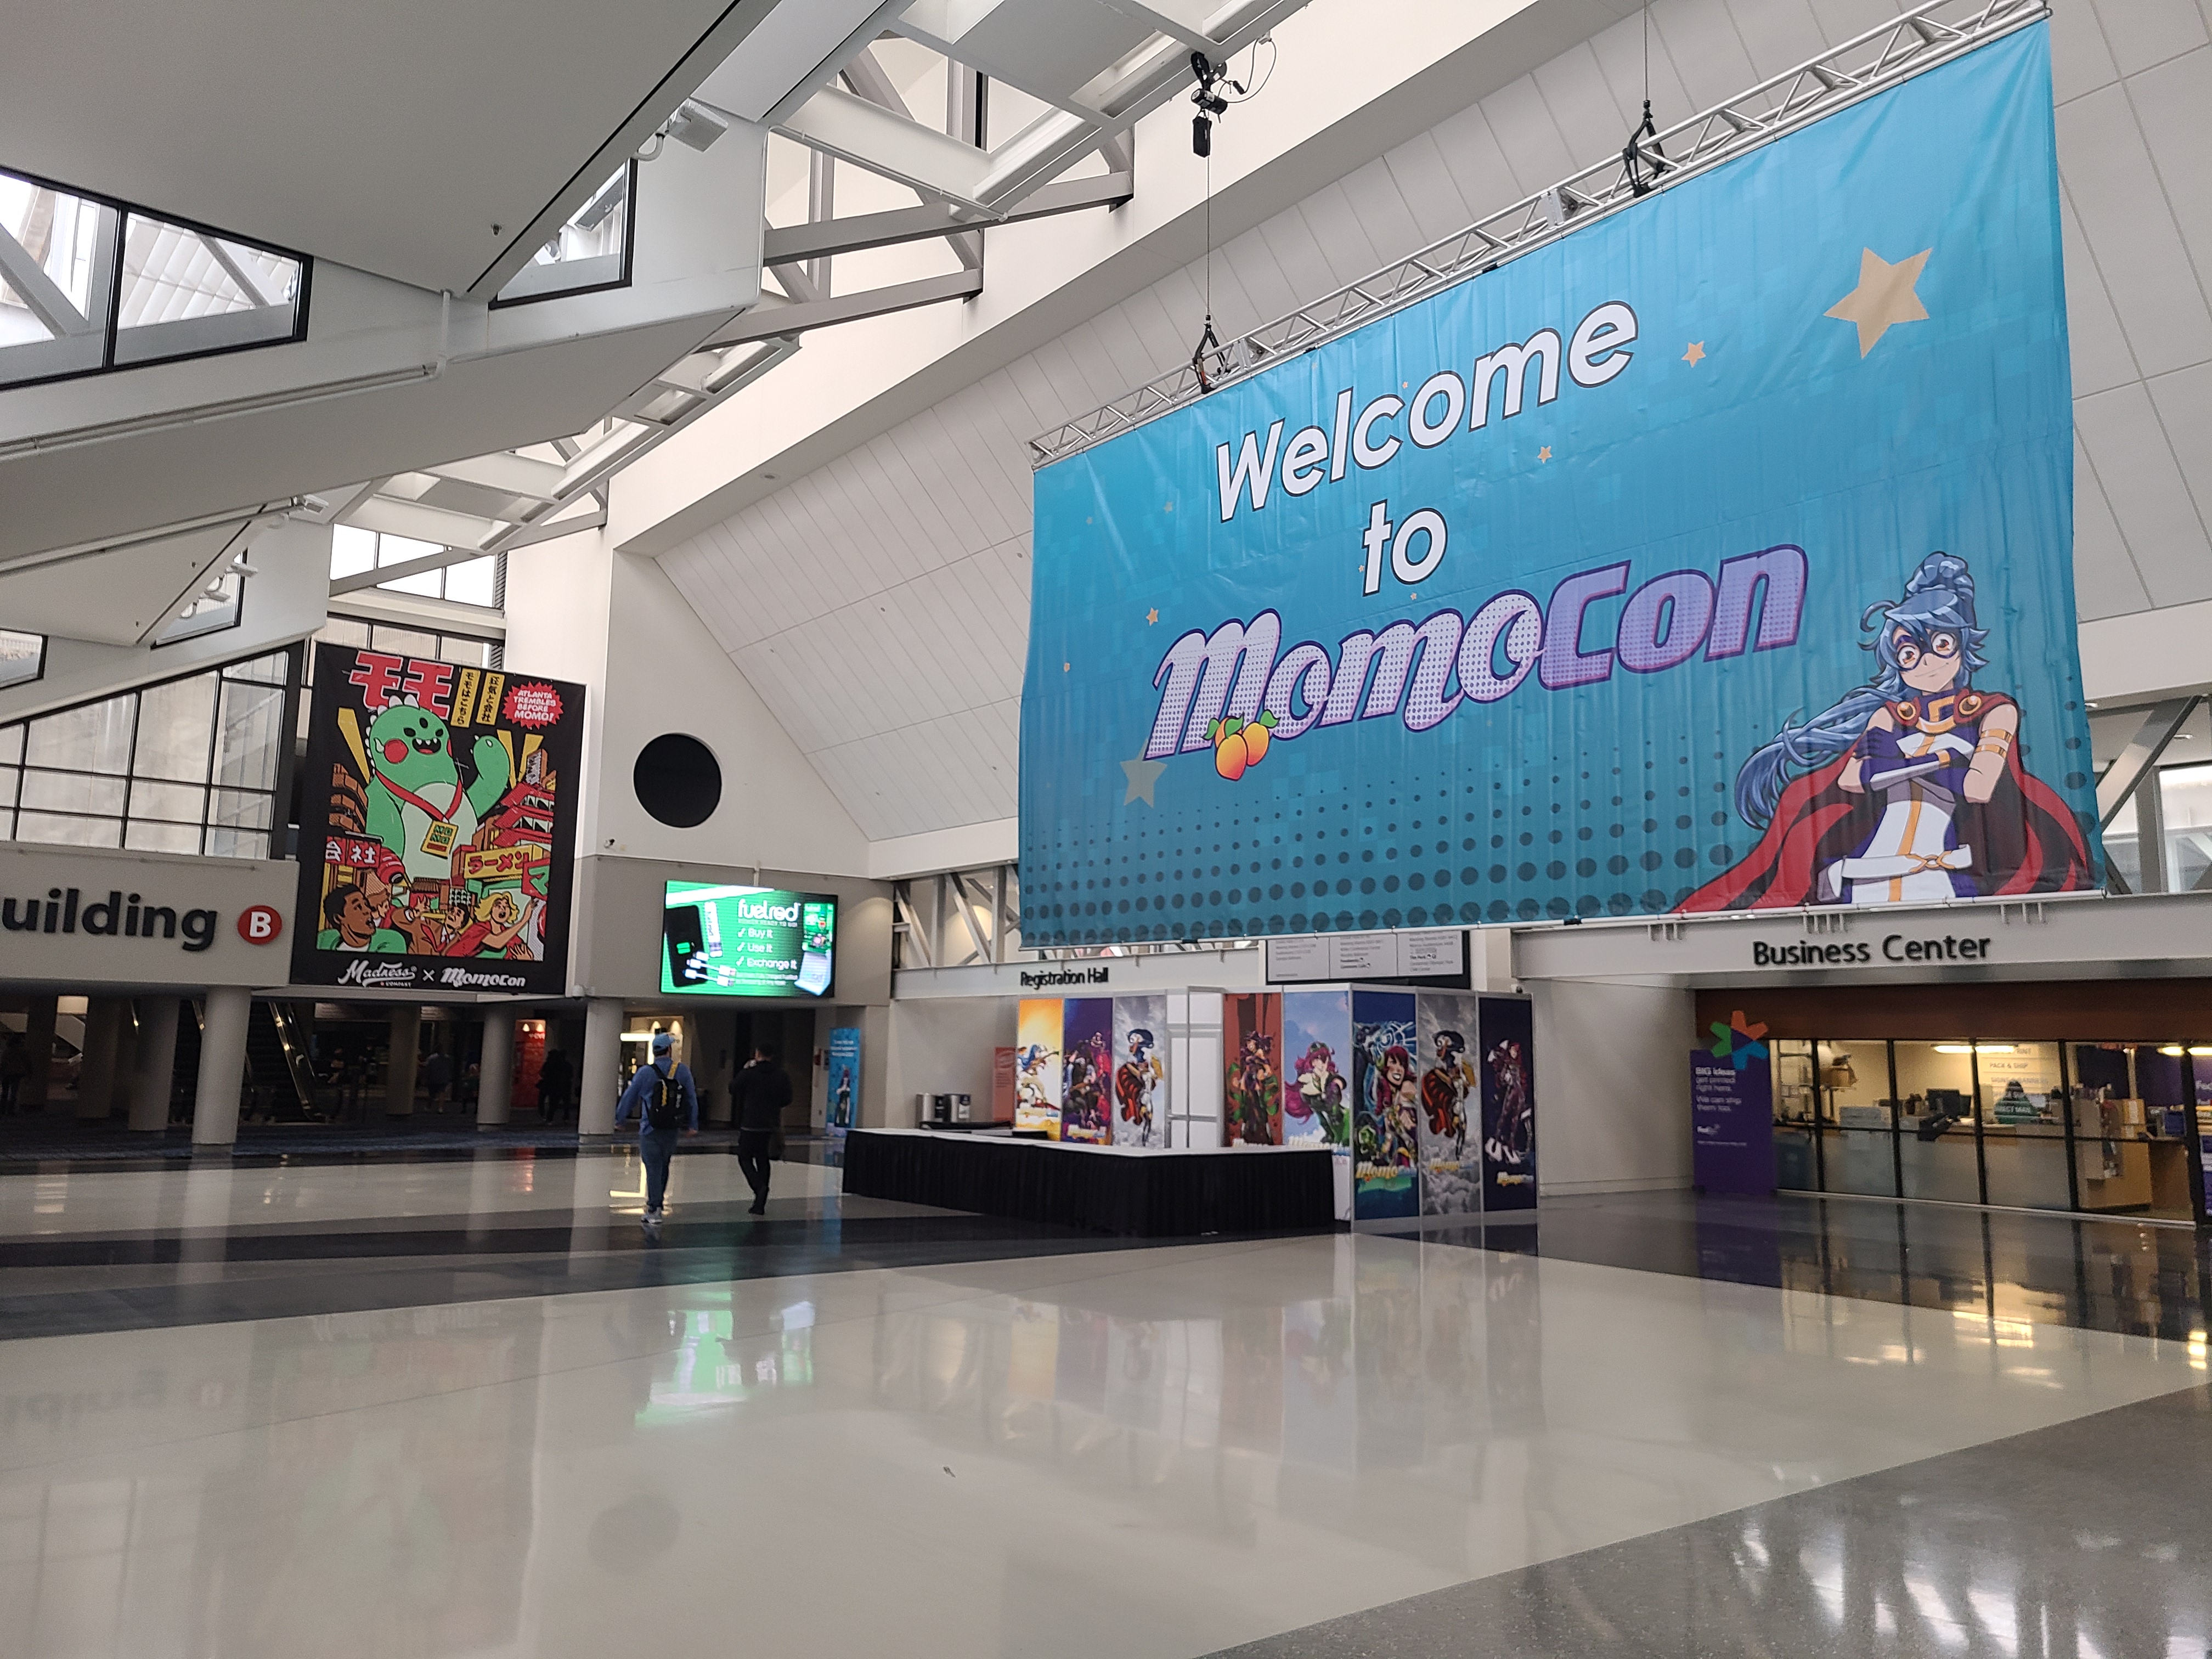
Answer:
654, 0, 2212, 842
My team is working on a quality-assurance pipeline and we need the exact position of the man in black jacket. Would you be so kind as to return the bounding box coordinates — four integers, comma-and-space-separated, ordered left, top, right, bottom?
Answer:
732, 1045, 792, 1215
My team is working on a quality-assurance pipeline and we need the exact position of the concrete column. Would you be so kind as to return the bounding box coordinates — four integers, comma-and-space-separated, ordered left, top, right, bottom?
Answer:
477, 1006, 516, 1127
19, 996, 56, 1111
385, 1005, 421, 1118
76, 997, 129, 1120
578, 997, 624, 1136
129, 998, 181, 1132
191, 988, 252, 1147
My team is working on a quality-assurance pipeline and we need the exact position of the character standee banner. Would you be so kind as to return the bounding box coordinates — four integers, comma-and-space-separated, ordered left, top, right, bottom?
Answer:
291, 642, 583, 995
1020, 26, 2095, 945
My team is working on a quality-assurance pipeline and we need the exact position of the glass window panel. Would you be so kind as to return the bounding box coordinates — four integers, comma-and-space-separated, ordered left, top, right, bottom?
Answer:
127, 780, 206, 822
1894, 1041, 1980, 1203
1771, 1039, 1818, 1190
20, 769, 127, 815
204, 824, 268, 859
0, 725, 21, 764
439, 634, 500, 669
208, 789, 273, 830
212, 681, 284, 791
367, 625, 440, 660
331, 524, 376, 579
376, 533, 441, 568
1975, 1042, 2069, 1211
14, 811, 121, 848
2101, 791, 2143, 894
223, 651, 291, 686
112, 213, 302, 367
2074, 1043, 2197, 1221
0, 178, 116, 386
132, 674, 218, 781
124, 819, 202, 854
0, 764, 16, 810
24, 693, 133, 771
1814, 1039, 1896, 1198
318, 617, 371, 651
443, 557, 498, 607
379, 567, 445, 598
2158, 764, 2212, 895
0, 630, 42, 690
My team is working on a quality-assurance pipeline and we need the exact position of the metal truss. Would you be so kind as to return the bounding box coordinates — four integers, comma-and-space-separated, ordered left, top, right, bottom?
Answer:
894, 863, 1022, 969
330, 0, 1237, 578
1029, 0, 2047, 466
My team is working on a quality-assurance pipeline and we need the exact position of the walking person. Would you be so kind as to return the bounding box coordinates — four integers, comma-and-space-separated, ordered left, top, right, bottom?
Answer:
732, 1043, 792, 1216
0, 1032, 28, 1114
536, 1046, 573, 1122
612, 1031, 698, 1231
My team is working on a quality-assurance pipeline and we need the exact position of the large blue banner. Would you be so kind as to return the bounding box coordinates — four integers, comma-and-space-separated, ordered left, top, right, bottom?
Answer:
1022, 25, 2096, 947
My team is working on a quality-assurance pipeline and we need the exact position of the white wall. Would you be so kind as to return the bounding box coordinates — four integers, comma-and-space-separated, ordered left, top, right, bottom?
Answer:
885, 996, 1017, 1128
1530, 978, 1694, 1197
504, 528, 871, 875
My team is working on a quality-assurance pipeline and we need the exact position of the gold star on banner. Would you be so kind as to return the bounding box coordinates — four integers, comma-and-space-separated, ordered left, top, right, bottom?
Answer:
1683, 341, 1706, 365
1063, 662, 1070, 673
1537, 446, 1553, 463
1146, 607, 1159, 625
1121, 757, 1166, 806
1826, 247, 1931, 357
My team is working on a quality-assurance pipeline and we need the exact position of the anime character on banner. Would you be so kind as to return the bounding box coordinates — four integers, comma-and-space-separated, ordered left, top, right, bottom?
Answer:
1113, 995, 1168, 1148
1352, 991, 1418, 1218
1479, 996, 1537, 1210
1061, 998, 1114, 1144
1684, 554, 2091, 912
1280, 989, 1351, 1147
1417, 994, 1480, 1215
1224, 994, 1282, 1146
292, 643, 582, 994
1014, 998, 1064, 1138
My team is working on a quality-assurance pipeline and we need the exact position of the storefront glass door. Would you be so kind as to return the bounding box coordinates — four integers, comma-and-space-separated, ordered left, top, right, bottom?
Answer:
1977, 1042, 2070, 1211
1893, 1041, 1980, 1205
1770, 1034, 2211, 1222
1814, 1039, 1897, 1198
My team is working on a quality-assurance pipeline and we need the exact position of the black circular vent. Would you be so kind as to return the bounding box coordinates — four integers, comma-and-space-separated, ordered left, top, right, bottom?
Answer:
633, 733, 721, 827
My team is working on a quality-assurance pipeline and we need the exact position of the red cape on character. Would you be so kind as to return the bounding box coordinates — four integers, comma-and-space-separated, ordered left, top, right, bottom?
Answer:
1679, 694, 2092, 912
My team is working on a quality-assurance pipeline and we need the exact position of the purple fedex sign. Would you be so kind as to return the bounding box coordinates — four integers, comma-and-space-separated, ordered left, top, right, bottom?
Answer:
1692, 1009, 1773, 1195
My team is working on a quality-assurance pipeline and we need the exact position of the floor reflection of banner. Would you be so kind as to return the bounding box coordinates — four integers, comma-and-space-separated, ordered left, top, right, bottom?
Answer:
1415, 992, 1480, 1216
1352, 990, 1418, 1219
1479, 997, 1537, 1211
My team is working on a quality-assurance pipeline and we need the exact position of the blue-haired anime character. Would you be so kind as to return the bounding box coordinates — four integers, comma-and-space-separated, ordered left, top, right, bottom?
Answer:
1683, 552, 2089, 911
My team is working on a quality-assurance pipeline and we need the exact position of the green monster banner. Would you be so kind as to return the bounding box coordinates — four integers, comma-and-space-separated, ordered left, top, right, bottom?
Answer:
290, 642, 585, 995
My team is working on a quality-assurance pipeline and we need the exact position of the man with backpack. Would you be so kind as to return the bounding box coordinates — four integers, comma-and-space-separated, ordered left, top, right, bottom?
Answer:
731, 1043, 793, 1216
612, 1030, 698, 1229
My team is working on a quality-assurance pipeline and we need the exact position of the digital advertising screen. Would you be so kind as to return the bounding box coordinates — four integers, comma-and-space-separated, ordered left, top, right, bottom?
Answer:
659, 882, 837, 998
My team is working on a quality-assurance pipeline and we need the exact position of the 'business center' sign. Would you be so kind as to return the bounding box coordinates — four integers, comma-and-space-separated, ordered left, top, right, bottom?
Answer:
1751, 930, 1993, 968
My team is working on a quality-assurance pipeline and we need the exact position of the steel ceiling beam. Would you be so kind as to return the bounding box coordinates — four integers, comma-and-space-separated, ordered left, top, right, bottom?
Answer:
1029, 0, 2046, 465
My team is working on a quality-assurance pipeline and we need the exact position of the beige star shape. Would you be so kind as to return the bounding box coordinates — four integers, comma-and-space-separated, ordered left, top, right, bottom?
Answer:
1537, 445, 1553, 463
1146, 607, 1159, 624
1121, 756, 1166, 806
1683, 341, 1706, 365
1826, 247, 1931, 357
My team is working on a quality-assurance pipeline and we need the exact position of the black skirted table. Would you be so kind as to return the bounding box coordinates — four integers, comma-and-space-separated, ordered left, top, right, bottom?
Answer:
840, 1128, 1336, 1238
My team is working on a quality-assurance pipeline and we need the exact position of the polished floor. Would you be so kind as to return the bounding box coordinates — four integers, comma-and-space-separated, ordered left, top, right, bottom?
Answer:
0, 1154, 2206, 1658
